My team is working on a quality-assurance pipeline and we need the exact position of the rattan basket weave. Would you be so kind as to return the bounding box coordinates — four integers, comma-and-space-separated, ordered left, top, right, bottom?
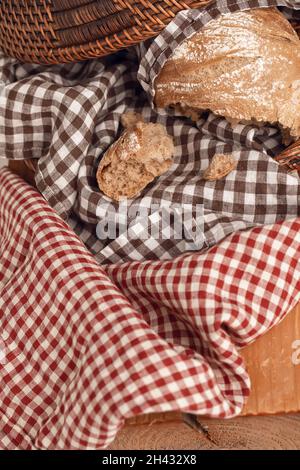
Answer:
274, 140, 300, 173
0, 0, 211, 64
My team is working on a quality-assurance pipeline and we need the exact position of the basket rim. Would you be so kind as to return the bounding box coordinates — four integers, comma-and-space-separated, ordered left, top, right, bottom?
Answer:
0, 0, 213, 64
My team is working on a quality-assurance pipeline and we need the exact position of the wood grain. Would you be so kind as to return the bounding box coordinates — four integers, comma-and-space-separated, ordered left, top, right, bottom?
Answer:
109, 413, 300, 450
241, 304, 300, 416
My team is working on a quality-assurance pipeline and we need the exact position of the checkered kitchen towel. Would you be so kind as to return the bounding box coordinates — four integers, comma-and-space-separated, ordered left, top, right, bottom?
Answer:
0, 0, 300, 450
0, 0, 299, 264
0, 167, 299, 449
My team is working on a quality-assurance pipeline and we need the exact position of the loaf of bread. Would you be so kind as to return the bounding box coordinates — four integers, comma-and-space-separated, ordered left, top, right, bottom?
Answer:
97, 114, 174, 201
155, 8, 300, 142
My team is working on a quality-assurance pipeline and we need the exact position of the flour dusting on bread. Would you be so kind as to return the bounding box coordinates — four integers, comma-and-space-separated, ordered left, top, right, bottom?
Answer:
155, 8, 300, 142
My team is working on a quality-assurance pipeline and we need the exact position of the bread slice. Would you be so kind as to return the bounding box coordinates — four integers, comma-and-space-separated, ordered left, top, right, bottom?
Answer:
155, 8, 300, 142
97, 116, 174, 201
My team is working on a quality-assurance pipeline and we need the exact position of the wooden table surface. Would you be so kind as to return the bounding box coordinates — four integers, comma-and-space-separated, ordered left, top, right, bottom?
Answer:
110, 305, 300, 450
109, 412, 300, 450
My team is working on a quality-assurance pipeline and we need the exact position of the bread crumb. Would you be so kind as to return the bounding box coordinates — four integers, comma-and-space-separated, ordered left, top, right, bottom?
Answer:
121, 112, 144, 130
203, 153, 237, 181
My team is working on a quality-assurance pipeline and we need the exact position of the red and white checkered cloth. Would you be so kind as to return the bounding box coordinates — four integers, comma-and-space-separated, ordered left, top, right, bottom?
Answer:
0, 167, 299, 449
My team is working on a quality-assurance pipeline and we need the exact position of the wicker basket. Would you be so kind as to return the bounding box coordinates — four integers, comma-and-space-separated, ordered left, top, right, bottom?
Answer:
0, 0, 211, 64
274, 140, 300, 173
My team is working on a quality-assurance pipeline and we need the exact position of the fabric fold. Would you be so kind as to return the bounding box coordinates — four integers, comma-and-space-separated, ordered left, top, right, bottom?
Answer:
0, 1, 299, 263
0, 168, 299, 449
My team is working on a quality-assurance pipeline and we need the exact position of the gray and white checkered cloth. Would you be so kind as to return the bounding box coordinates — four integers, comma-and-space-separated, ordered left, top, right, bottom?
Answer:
0, 0, 299, 264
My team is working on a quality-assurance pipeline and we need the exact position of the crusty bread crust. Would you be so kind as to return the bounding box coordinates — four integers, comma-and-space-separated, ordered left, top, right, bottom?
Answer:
155, 8, 300, 142
97, 117, 174, 201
